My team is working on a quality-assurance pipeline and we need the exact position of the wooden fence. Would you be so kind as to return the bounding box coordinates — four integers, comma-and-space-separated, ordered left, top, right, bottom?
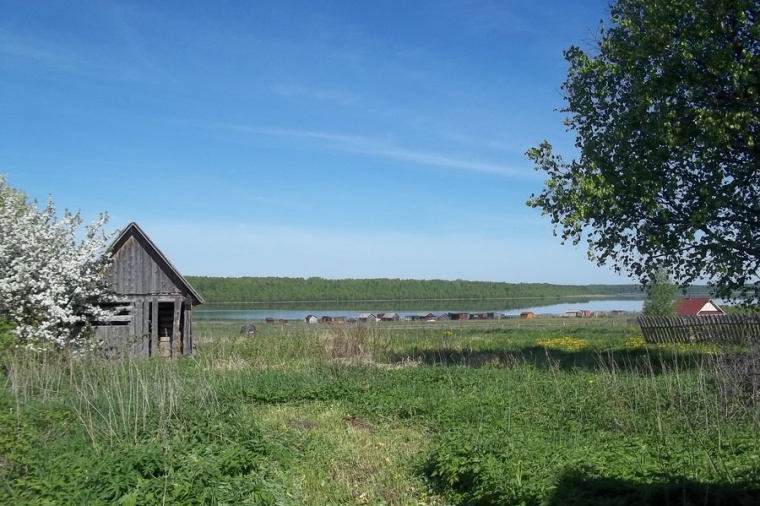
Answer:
638, 314, 760, 344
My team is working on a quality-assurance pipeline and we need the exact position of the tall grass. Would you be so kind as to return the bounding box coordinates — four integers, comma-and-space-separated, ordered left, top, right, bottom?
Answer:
2, 322, 759, 505
4, 351, 219, 449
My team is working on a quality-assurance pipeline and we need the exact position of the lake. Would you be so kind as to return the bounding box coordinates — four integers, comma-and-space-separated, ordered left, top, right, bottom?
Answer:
194, 298, 645, 321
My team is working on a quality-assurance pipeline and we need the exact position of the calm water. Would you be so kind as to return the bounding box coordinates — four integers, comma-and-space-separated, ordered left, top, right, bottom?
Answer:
194, 298, 644, 321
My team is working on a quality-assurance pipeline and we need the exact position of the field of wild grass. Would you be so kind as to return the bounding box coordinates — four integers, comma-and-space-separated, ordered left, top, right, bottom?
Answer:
2, 321, 759, 505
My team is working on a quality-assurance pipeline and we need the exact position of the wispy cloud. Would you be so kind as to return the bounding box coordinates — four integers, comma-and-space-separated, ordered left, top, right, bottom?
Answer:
271, 83, 360, 107
214, 124, 535, 179
0, 32, 83, 71
0, 28, 156, 82
443, 0, 545, 37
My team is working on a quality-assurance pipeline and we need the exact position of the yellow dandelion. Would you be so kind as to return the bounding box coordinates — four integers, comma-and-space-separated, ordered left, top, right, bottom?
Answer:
536, 336, 589, 351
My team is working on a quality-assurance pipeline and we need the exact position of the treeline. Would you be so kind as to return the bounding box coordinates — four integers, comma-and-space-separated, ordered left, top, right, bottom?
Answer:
185, 276, 649, 304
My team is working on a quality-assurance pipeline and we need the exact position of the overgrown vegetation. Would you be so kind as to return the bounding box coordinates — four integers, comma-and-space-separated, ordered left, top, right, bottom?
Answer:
2, 321, 759, 505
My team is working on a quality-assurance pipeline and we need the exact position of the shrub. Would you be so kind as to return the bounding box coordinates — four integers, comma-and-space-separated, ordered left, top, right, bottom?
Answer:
0, 177, 113, 352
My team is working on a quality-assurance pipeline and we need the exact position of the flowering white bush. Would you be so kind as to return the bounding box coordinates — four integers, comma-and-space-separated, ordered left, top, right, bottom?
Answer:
0, 177, 114, 352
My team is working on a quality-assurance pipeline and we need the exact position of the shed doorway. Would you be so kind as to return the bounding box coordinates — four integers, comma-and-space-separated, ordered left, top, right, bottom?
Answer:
153, 300, 185, 357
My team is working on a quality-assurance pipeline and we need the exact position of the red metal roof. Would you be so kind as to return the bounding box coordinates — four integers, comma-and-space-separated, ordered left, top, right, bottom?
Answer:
675, 297, 724, 315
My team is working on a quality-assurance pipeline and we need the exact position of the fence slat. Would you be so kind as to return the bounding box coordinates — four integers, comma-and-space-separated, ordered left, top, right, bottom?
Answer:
638, 314, 760, 344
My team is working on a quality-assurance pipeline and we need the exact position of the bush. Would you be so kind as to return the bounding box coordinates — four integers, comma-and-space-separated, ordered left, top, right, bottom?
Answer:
0, 318, 15, 363
0, 177, 113, 352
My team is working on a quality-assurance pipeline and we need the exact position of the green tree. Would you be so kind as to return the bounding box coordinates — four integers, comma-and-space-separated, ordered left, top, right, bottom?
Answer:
642, 267, 678, 316
527, 0, 760, 304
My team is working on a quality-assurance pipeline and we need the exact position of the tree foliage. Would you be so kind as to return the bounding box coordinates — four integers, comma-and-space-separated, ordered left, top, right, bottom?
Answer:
641, 266, 678, 316
527, 0, 760, 304
0, 177, 113, 351
186, 276, 645, 304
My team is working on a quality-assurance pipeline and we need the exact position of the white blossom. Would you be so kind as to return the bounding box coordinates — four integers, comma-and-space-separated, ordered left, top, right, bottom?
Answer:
0, 177, 114, 352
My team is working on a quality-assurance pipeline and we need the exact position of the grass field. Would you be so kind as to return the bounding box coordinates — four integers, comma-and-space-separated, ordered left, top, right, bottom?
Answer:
1, 320, 759, 505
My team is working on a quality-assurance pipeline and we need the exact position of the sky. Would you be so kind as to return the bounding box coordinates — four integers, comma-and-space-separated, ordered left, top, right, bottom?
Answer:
0, 0, 633, 284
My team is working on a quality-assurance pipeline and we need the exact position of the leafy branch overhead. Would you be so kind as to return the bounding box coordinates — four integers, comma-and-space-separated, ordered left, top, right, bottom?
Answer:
527, 0, 760, 304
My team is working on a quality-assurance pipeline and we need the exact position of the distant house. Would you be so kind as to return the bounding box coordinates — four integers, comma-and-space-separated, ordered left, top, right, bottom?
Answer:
520, 311, 536, 319
675, 297, 725, 316
305, 315, 319, 324
320, 315, 346, 323
357, 313, 377, 322
380, 312, 400, 322
563, 309, 583, 318
407, 313, 438, 321
470, 312, 495, 320
448, 312, 470, 321
95, 222, 203, 358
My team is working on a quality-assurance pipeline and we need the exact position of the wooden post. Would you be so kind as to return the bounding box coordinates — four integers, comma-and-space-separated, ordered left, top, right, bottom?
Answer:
183, 302, 193, 356
129, 300, 139, 357
142, 300, 151, 356
172, 299, 181, 358
151, 297, 159, 357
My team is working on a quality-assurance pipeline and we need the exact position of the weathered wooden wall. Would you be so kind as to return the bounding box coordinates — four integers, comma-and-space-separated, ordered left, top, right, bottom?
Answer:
96, 295, 190, 358
108, 234, 186, 296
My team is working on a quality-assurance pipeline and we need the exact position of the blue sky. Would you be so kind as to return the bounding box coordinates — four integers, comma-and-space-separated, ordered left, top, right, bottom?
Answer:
1, 0, 632, 284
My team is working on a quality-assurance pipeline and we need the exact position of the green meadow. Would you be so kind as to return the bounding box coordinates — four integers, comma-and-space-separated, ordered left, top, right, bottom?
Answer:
1, 321, 759, 505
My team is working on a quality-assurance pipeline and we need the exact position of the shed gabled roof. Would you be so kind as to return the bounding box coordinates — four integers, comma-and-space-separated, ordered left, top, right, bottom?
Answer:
107, 222, 204, 305
675, 297, 723, 316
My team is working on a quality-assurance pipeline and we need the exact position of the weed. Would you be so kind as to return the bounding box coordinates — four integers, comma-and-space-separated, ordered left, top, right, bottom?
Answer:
2, 321, 759, 505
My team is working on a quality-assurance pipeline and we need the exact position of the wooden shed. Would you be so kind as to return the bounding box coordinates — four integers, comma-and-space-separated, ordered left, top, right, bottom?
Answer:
95, 222, 204, 358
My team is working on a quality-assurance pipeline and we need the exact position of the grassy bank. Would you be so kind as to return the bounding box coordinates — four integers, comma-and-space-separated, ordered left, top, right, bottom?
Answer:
1, 322, 759, 505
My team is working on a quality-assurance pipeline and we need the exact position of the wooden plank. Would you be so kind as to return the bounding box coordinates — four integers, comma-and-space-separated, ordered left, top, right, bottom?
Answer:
141, 299, 151, 356
129, 300, 142, 357
172, 300, 181, 358
638, 314, 760, 345
104, 315, 133, 323
183, 306, 193, 356
151, 297, 158, 357
131, 300, 141, 338
127, 300, 137, 337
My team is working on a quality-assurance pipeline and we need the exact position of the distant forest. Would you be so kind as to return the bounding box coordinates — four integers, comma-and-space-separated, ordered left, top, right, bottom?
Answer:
185, 276, 665, 304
